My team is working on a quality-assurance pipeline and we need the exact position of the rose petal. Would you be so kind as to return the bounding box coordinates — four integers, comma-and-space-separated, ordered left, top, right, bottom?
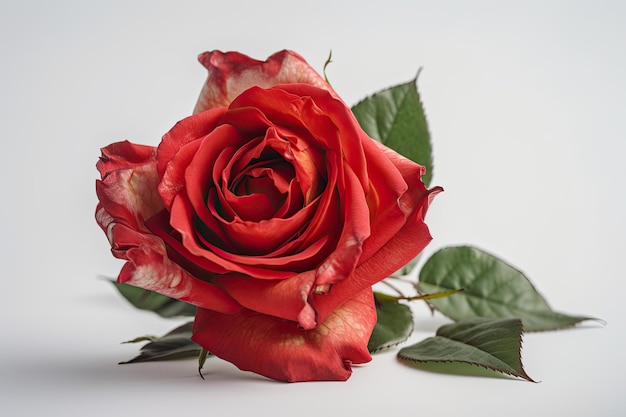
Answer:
211, 271, 317, 329
96, 140, 156, 175
273, 173, 305, 219
313, 164, 370, 287
227, 85, 366, 207
211, 211, 318, 256
113, 228, 242, 314
156, 107, 226, 179
178, 119, 327, 256
275, 84, 370, 193
312, 186, 442, 324
96, 143, 162, 234
167, 188, 330, 273
224, 160, 297, 221
96, 141, 242, 313
370, 138, 440, 218
192, 289, 376, 382
147, 204, 295, 279
193, 50, 332, 114
158, 139, 202, 211
183, 124, 247, 223
357, 136, 418, 262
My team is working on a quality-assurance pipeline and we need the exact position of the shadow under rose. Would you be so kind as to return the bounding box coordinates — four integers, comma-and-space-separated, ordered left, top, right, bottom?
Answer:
3, 350, 273, 394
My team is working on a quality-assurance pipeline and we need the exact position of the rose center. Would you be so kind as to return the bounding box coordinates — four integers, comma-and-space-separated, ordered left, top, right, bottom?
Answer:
227, 159, 296, 222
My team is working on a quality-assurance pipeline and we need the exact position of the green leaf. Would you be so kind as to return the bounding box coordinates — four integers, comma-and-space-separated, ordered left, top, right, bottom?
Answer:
416, 246, 597, 331
323, 49, 333, 85
198, 347, 210, 379
122, 335, 157, 344
110, 280, 196, 318
120, 321, 205, 364
351, 77, 434, 187
398, 318, 534, 381
368, 294, 414, 353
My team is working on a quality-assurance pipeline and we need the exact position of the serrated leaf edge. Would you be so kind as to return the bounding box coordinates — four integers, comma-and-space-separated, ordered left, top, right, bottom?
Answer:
398, 318, 535, 382
369, 307, 414, 354
398, 353, 535, 382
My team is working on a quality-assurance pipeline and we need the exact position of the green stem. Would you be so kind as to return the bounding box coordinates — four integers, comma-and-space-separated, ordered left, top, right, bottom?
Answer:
198, 348, 209, 380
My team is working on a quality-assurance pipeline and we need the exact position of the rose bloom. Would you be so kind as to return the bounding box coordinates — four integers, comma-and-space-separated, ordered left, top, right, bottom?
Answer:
96, 50, 441, 382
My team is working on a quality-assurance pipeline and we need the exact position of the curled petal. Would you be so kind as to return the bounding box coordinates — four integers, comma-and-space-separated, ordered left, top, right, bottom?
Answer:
97, 207, 241, 314
96, 140, 156, 175
312, 186, 442, 325
156, 107, 226, 179
146, 205, 295, 279
314, 165, 369, 287
95, 143, 162, 234
192, 289, 376, 382
95, 140, 242, 314
120, 239, 241, 314
158, 139, 202, 211
275, 83, 370, 193
193, 50, 333, 113
358, 136, 420, 262
310, 135, 442, 322
369, 138, 440, 218
212, 271, 317, 329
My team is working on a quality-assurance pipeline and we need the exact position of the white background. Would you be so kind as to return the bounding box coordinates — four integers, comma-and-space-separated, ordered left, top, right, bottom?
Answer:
1, 0, 624, 415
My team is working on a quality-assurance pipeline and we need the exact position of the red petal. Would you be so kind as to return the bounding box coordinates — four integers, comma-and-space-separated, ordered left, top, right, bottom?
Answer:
156, 107, 226, 179
118, 238, 241, 314
312, 186, 441, 324
96, 140, 156, 176
313, 164, 370, 287
192, 289, 376, 382
96, 141, 242, 313
97, 207, 241, 314
276, 84, 370, 193
212, 271, 317, 329
149, 202, 295, 278
164, 191, 329, 274
193, 50, 333, 113
95, 145, 162, 235
358, 136, 417, 262
157, 139, 202, 210
183, 124, 247, 223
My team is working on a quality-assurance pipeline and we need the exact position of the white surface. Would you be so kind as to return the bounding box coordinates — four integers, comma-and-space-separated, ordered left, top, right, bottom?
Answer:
1, 0, 624, 415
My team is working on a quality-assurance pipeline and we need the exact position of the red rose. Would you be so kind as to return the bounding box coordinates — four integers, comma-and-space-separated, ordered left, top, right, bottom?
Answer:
96, 50, 441, 382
